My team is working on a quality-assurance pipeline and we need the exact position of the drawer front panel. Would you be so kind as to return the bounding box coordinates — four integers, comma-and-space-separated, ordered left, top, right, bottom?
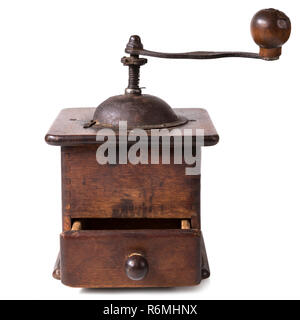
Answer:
60, 229, 201, 287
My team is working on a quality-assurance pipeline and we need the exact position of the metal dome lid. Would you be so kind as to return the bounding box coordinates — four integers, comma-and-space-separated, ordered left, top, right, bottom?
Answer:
91, 94, 187, 130
84, 35, 188, 130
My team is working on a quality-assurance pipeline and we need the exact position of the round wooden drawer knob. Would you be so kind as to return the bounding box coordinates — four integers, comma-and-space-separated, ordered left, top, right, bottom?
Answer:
125, 253, 148, 280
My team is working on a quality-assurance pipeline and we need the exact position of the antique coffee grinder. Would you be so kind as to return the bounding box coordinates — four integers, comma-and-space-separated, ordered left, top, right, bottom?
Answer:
45, 9, 291, 288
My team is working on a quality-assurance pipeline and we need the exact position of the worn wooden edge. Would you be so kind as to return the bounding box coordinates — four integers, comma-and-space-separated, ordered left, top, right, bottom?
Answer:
200, 232, 210, 279
71, 221, 82, 231
181, 219, 191, 229
204, 134, 219, 147
45, 107, 219, 147
45, 133, 219, 147
60, 228, 201, 240
52, 251, 61, 280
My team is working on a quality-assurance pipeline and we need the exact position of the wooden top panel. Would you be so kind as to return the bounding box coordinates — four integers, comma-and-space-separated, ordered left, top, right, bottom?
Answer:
45, 108, 219, 146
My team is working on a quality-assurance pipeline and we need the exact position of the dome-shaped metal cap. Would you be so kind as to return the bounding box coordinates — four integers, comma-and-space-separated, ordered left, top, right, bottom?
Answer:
91, 94, 187, 129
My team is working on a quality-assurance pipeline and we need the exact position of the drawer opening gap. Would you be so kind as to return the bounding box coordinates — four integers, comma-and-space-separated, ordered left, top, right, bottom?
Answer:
70, 218, 191, 230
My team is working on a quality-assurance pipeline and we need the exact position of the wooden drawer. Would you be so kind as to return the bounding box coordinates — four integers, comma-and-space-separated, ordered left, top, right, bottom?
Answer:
60, 228, 201, 288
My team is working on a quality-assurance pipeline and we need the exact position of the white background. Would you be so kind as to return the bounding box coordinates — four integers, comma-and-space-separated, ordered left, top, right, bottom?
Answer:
0, 0, 299, 300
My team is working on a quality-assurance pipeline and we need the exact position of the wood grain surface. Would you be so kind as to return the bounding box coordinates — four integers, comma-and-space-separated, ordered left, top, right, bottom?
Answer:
61, 145, 201, 220
60, 229, 201, 287
45, 108, 219, 146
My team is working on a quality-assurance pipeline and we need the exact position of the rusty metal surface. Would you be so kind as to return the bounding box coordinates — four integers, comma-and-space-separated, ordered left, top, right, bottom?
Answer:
125, 34, 260, 60
126, 48, 261, 60
91, 94, 188, 129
